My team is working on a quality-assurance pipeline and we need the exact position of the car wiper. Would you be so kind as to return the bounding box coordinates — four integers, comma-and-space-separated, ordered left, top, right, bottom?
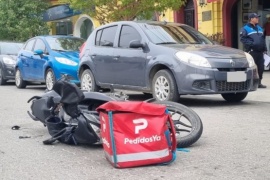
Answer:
156, 42, 177, 45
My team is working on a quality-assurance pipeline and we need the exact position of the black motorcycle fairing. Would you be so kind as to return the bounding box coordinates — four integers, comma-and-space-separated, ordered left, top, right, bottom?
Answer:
53, 81, 85, 104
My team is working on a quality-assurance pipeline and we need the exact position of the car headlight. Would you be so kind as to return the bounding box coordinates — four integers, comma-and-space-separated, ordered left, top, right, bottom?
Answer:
55, 57, 78, 66
244, 52, 255, 67
3, 57, 15, 65
175, 52, 211, 68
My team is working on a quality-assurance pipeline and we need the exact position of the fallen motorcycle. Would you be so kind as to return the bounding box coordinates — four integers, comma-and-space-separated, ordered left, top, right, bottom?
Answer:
27, 76, 203, 147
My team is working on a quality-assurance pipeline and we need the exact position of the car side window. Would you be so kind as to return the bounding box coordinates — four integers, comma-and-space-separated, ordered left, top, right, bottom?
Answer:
95, 30, 102, 46
99, 26, 117, 47
24, 39, 35, 51
119, 25, 141, 48
33, 39, 46, 52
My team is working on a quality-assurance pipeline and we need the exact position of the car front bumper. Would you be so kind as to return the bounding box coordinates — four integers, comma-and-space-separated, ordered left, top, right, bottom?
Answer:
1, 64, 15, 80
53, 65, 80, 84
174, 65, 259, 95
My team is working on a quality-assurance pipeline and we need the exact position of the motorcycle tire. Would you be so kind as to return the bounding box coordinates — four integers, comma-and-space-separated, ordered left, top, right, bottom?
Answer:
153, 100, 203, 148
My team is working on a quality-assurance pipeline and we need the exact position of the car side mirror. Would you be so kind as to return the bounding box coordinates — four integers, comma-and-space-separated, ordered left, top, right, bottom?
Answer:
129, 40, 145, 49
34, 49, 44, 55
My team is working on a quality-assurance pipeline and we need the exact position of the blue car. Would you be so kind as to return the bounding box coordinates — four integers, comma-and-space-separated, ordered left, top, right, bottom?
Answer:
15, 35, 85, 90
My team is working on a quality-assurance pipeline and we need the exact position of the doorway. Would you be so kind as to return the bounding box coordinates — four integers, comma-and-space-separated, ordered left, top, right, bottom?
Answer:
184, 0, 195, 28
231, 3, 239, 49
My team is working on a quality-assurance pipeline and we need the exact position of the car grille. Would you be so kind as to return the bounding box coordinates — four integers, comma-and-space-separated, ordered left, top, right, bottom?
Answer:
216, 80, 250, 91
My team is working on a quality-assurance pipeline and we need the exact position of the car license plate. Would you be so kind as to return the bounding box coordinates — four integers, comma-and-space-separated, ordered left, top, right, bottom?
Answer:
227, 71, 246, 82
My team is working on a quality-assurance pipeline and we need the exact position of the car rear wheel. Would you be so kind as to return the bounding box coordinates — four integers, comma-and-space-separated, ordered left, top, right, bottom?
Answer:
15, 69, 27, 88
0, 66, 7, 85
221, 92, 248, 102
80, 69, 99, 92
45, 69, 55, 91
152, 69, 179, 102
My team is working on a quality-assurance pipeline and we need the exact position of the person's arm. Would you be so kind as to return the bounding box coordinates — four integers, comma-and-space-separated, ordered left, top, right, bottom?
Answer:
240, 27, 253, 52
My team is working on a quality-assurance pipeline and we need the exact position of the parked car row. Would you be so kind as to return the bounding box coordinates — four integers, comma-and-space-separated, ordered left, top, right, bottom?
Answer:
0, 21, 262, 102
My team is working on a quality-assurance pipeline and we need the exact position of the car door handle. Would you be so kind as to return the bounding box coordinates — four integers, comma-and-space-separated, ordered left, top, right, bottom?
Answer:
113, 55, 120, 60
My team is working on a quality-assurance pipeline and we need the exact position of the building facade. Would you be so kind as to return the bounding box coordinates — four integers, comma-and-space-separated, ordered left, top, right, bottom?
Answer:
172, 0, 270, 50
46, 0, 270, 50
46, 0, 100, 40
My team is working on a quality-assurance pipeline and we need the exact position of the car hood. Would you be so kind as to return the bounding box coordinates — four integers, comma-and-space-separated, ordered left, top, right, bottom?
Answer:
163, 44, 246, 59
2, 55, 17, 61
54, 51, 80, 62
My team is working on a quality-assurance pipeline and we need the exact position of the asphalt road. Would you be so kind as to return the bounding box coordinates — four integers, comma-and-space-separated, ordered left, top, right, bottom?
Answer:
1, 71, 270, 180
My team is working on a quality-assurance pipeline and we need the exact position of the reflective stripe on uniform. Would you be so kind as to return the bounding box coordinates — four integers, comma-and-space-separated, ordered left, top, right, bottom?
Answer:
247, 31, 263, 36
105, 148, 170, 163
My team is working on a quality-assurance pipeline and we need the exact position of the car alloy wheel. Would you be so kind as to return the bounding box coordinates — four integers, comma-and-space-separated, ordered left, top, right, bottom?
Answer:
155, 76, 170, 101
80, 69, 98, 92
46, 69, 55, 91
152, 69, 179, 102
15, 69, 26, 88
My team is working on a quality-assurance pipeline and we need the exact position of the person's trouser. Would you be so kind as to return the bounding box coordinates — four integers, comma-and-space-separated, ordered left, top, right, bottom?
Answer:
266, 36, 270, 55
249, 51, 265, 80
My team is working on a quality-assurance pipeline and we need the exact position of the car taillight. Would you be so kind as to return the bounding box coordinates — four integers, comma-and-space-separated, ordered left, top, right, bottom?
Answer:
79, 42, 86, 59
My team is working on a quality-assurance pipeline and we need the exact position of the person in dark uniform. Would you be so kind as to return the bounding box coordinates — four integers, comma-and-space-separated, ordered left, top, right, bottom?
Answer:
240, 13, 267, 88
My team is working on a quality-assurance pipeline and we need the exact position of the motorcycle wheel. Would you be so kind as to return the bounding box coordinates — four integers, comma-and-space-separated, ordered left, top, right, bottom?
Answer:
153, 100, 203, 148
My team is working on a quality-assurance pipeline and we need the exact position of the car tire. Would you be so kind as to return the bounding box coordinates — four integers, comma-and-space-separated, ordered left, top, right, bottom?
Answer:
80, 69, 99, 92
45, 69, 56, 91
15, 69, 27, 88
152, 69, 179, 102
0, 66, 7, 85
221, 92, 248, 102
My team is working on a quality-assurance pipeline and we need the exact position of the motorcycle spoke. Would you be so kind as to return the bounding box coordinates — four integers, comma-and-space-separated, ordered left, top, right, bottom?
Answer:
175, 128, 191, 133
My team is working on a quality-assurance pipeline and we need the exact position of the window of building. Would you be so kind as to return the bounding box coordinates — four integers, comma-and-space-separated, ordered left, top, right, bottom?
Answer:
56, 21, 73, 35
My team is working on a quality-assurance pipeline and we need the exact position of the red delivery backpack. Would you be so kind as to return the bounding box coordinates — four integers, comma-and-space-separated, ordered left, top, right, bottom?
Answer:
96, 101, 177, 168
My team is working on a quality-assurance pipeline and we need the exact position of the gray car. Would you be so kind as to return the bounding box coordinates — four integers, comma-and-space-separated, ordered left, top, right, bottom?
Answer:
79, 21, 259, 102
0, 41, 23, 85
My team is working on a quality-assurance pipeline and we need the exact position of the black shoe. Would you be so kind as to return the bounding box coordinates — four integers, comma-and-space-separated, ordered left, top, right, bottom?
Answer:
258, 84, 267, 88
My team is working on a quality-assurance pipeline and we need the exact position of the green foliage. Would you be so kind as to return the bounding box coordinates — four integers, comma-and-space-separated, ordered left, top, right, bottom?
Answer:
65, 0, 186, 24
0, 0, 50, 42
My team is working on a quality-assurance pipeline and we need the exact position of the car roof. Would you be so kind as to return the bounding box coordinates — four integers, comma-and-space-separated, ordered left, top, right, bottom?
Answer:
96, 20, 186, 30
33, 35, 84, 40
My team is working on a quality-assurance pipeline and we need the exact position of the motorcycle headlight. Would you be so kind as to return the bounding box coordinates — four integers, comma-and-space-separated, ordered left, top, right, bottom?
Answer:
55, 57, 78, 66
175, 52, 211, 68
3, 57, 15, 65
244, 52, 255, 67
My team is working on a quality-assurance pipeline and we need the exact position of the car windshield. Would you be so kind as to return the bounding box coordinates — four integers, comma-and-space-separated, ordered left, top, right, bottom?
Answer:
140, 23, 213, 45
45, 37, 85, 52
0, 42, 23, 55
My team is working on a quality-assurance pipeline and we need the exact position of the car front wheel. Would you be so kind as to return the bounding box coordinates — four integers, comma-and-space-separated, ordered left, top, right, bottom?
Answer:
221, 92, 248, 102
152, 69, 179, 102
80, 69, 99, 92
45, 69, 55, 91
15, 69, 26, 88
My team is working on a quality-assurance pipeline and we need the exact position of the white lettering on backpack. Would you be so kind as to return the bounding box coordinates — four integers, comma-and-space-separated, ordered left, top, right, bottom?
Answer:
124, 135, 161, 144
133, 118, 148, 134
